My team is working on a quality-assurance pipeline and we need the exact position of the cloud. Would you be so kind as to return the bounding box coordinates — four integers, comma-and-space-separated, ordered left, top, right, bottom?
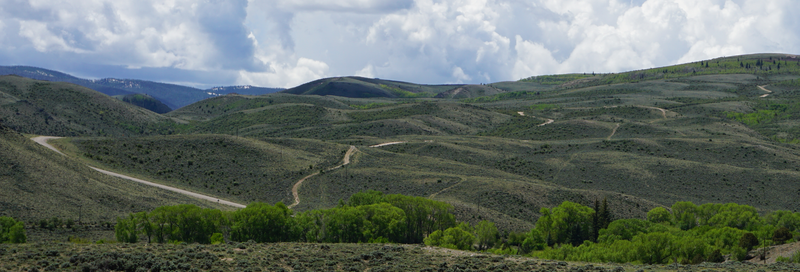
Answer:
1, 0, 799, 89
278, 0, 414, 13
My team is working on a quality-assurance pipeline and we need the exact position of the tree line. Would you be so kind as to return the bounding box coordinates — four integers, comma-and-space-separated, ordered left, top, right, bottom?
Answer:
525, 201, 800, 264
115, 191, 455, 245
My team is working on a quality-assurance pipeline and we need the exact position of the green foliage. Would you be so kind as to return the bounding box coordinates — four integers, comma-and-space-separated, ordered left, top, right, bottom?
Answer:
739, 232, 759, 251
633, 232, 674, 264
475, 220, 498, 251
0, 216, 26, 243
647, 207, 671, 224
597, 219, 653, 244
731, 246, 748, 261
231, 202, 295, 243
424, 223, 475, 250
536, 201, 594, 246
772, 227, 792, 245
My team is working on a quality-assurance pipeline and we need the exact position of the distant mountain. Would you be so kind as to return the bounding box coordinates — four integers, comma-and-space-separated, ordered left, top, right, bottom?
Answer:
282, 76, 465, 98
207, 85, 283, 96
113, 93, 173, 114
0, 66, 281, 109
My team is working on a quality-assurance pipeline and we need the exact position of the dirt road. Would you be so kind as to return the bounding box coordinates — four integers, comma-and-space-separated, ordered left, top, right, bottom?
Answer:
759, 85, 772, 98
607, 123, 621, 140
288, 146, 357, 209
369, 141, 407, 148
517, 112, 554, 126
31, 136, 246, 208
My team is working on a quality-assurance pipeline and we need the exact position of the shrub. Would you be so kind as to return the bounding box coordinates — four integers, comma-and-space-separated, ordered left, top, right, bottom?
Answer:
707, 249, 724, 263
731, 246, 747, 261
739, 233, 758, 251
773, 227, 792, 244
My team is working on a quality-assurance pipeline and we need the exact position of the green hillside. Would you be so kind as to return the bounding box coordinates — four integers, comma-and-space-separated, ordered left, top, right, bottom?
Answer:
114, 93, 173, 113
0, 75, 179, 137
282, 76, 463, 98
0, 124, 231, 229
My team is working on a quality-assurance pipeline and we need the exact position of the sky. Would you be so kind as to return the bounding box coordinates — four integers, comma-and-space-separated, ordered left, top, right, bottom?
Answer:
0, 0, 798, 89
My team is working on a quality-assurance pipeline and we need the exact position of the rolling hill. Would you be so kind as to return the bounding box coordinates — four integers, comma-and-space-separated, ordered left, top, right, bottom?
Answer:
0, 75, 180, 137
281, 76, 468, 98
0, 123, 232, 228
4, 53, 800, 242
113, 93, 173, 114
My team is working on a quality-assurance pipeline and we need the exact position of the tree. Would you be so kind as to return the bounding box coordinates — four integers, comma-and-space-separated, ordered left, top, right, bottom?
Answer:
520, 228, 546, 253
773, 227, 792, 245
1, 217, 26, 244
633, 232, 674, 264
537, 201, 594, 246
739, 232, 758, 251
475, 220, 498, 251
647, 207, 671, 224
424, 224, 475, 251
671, 201, 698, 230
115, 214, 138, 243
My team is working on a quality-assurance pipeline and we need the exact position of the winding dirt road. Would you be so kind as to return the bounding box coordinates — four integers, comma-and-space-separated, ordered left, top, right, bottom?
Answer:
517, 111, 554, 126
759, 85, 772, 98
287, 146, 357, 209
31, 136, 246, 208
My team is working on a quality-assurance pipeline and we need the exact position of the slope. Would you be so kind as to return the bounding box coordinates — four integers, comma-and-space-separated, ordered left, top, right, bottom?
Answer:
0, 124, 232, 227
0, 75, 179, 137
282, 76, 460, 98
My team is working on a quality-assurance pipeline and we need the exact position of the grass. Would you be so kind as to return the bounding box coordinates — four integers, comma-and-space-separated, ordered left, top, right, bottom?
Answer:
0, 75, 179, 137
67, 135, 347, 206
0, 125, 232, 238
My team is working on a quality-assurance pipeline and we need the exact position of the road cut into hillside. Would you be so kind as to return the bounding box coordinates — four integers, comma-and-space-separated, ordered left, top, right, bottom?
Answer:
517, 111, 554, 126
31, 136, 246, 208
369, 141, 407, 147
288, 145, 357, 209
759, 85, 773, 98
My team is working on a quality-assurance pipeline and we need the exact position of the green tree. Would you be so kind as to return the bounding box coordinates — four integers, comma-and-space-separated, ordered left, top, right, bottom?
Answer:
0, 217, 26, 244
773, 227, 792, 245
647, 207, 671, 224
520, 228, 546, 253
424, 224, 475, 251
475, 220, 498, 251
765, 210, 800, 232
598, 219, 653, 243
115, 214, 138, 243
671, 201, 698, 230
633, 232, 674, 264
231, 202, 294, 243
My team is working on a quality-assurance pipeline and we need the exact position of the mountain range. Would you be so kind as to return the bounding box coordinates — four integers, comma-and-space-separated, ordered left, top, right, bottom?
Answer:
0, 66, 283, 110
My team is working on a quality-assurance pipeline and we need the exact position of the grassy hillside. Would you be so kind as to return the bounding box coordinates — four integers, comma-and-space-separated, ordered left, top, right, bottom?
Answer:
67, 135, 347, 206
0, 125, 232, 230
114, 93, 173, 113
282, 76, 463, 98
0, 75, 179, 137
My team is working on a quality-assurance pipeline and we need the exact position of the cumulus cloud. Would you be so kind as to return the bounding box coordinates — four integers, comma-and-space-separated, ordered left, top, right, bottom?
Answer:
1, 0, 799, 88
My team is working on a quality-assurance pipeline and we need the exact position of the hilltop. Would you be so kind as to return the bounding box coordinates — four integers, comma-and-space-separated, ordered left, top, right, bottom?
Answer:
0, 75, 179, 137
